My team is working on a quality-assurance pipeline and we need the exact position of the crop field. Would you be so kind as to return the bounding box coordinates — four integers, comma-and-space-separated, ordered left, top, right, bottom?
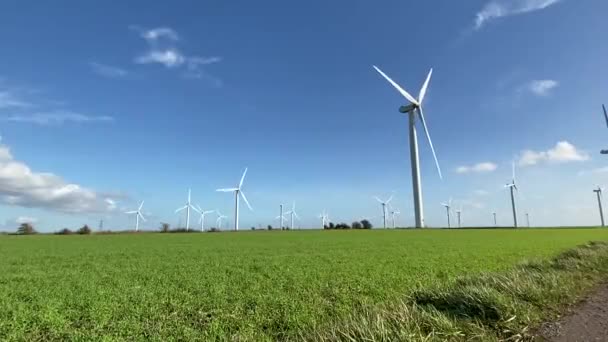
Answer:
0, 229, 607, 340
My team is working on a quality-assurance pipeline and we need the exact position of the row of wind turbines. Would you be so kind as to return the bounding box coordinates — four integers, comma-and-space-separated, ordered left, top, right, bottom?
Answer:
128, 65, 604, 231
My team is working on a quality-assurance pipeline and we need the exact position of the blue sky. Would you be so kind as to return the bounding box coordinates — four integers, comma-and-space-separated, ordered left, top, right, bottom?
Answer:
0, 0, 607, 231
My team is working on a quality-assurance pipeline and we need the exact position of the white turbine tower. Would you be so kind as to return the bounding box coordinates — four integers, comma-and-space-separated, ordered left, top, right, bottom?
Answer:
492, 211, 497, 227
373, 66, 442, 228
195, 205, 214, 232
505, 162, 519, 228
389, 206, 401, 229
601, 105, 608, 155
285, 202, 300, 230
318, 210, 329, 228
215, 210, 227, 230
125, 200, 146, 232
375, 195, 393, 229
276, 204, 287, 230
593, 186, 605, 227
455, 204, 463, 228
175, 189, 197, 231
216, 168, 253, 231
441, 198, 452, 228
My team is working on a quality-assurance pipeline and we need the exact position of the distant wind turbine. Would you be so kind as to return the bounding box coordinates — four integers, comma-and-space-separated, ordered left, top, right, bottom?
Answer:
373, 66, 443, 228
318, 210, 329, 228
195, 205, 214, 232
276, 204, 287, 230
389, 206, 400, 229
285, 202, 300, 230
505, 162, 519, 228
601, 105, 608, 155
216, 168, 253, 231
216, 210, 227, 230
175, 189, 196, 231
440, 198, 452, 228
593, 186, 605, 227
492, 211, 497, 227
375, 195, 393, 229
525, 212, 530, 228
126, 200, 146, 232
455, 204, 463, 228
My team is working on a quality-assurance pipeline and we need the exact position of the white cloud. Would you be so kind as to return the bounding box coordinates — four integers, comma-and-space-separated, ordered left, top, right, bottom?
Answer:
2, 112, 114, 125
132, 26, 221, 79
475, 0, 562, 29
0, 143, 116, 213
577, 166, 608, 176
89, 62, 128, 78
15, 216, 37, 224
519, 141, 589, 166
135, 49, 186, 68
0, 91, 32, 109
140, 27, 179, 43
525, 79, 559, 96
456, 162, 498, 174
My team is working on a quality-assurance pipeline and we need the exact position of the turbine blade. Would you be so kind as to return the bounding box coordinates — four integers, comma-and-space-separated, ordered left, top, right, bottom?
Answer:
418, 68, 433, 104
417, 107, 442, 179
138, 200, 144, 211
294, 211, 300, 220
603, 104, 608, 128
239, 167, 248, 188
386, 195, 393, 204
125, 211, 137, 214
374, 196, 383, 203
372, 65, 419, 105
138, 212, 146, 222
191, 205, 201, 214
175, 206, 187, 213
216, 188, 238, 192
240, 191, 253, 211
512, 161, 516, 182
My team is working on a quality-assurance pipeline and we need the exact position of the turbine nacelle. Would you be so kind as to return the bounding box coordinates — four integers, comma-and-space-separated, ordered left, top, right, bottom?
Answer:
399, 103, 418, 113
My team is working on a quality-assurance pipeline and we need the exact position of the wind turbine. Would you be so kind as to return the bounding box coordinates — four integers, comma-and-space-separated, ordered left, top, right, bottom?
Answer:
373, 66, 442, 228
276, 204, 287, 230
216, 210, 227, 230
375, 195, 393, 229
285, 202, 299, 230
601, 105, 608, 155
492, 211, 497, 227
440, 198, 452, 228
216, 168, 253, 231
455, 204, 462, 228
195, 205, 214, 232
318, 210, 329, 228
505, 162, 518, 228
175, 189, 196, 231
593, 186, 605, 227
125, 200, 146, 232
389, 206, 400, 229
525, 212, 530, 228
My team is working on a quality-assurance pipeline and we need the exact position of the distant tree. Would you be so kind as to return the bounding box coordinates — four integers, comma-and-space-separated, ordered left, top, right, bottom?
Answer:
56, 228, 72, 235
267, 225, 273, 230
352, 221, 363, 229
361, 219, 373, 230
160, 223, 170, 233
251, 226, 255, 230
77, 225, 91, 235
335, 223, 351, 229
17, 223, 36, 235
328, 222, 335, 229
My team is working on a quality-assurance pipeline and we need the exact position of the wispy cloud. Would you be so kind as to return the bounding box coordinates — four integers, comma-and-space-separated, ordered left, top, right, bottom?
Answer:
15, 216, 37, 224
0, 142, 117, 213
577, 166, 608, 176
456, 162, 498, 174
132, 26, 221, 79
0, 91, 32, 109
89, 62, 128, 78
2, 112, 114, 125
475, 0, 562, 29
519, 141, 589, 166
522, 79, 559, 96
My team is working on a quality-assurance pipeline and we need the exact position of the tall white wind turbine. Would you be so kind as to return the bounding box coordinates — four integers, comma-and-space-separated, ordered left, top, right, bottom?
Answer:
389, 206, 400, 229
440, 198, 452, 228
505, 162, 519, 228
373, 66, 443, 228
216, 168, 253, 231
375, 195, 393, 229
455, 204, 463, 228
285, 201, 300, 230
195, 205, 214, 232
593, 186, 605, 227
492, 211, 497, 227
319, 210, 329, 228
125, 200, 146, 232
175, 189, 196, 231
276, 204, 287, 230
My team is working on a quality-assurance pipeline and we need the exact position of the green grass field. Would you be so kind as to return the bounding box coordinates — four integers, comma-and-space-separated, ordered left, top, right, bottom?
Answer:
0, 229, 606, 340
